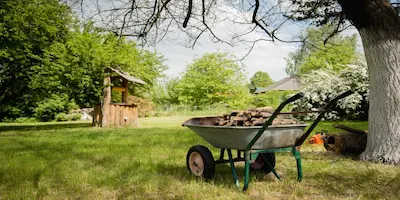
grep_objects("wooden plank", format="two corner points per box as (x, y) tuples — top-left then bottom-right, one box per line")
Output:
(132, 107), (138, 127)
(110, 104), (115, 127)
(124, 106), (130, 127)
(119, 105), (124, 127)
(115, 105), (120, 127)
(112, 86), (126, 92)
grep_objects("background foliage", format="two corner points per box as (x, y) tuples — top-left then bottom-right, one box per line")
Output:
(285, 25), (358, 76)
(0, 1), (166, 122)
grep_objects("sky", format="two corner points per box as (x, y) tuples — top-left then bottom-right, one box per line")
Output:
(152, 33), (297, 81)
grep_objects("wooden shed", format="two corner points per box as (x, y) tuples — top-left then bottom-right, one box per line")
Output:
(92, 67), (146, 128)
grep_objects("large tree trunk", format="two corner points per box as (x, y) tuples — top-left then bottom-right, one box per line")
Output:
(359, 30), (400, 164)
(338, 0), (400, 164)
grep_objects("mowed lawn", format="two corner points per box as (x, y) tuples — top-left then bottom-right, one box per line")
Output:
(0, 117), (399, 199)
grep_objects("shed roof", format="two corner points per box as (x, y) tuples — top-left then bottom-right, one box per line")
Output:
(109, 67), (146, 85)
(254, 76), (301, 94)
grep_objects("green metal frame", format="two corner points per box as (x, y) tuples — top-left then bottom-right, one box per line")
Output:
(218, 90), (354, 190)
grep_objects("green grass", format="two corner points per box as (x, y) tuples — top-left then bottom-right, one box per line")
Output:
(0, 117), (399, 199)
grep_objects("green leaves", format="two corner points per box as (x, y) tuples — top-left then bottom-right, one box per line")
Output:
(285, 24), (357, 76)
(0, 0), (71, 119)
(249, 71), (274, 93)
(174, 52), (249, 108)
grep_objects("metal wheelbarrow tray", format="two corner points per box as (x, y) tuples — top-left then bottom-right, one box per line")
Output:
(183, 117), (308, 150)
(183, 90), (354, 190)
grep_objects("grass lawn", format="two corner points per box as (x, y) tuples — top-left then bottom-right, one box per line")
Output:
(0, 116), (399, 199)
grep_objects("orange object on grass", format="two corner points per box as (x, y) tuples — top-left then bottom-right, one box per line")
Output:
(307, 133), (324, 145)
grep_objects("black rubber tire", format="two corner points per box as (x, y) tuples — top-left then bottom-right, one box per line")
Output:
(250, 153), (276, 174)
(186, 145), (215, 180)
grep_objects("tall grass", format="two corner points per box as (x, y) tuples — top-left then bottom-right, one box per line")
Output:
(0, 117), (398, 199)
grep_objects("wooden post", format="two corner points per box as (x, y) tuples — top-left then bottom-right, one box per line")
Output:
(122, 79), (129, 103)
(102, 76), (111, 128)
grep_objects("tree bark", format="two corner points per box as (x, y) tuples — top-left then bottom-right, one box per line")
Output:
(359, 29), (400, 164)
(102, 76), (111, 128)
(338, 0), (400, 164)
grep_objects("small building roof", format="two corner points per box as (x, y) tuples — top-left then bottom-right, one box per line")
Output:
(109, 67), (146, 85)
(254, 76), (301, 94)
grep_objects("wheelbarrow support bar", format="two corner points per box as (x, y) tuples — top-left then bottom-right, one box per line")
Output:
(295, 90), (354, 146)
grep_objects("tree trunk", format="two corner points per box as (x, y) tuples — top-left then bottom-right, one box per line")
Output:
(102, 76), (111, 128)
(337, 0), (400, 164)
(358, 29), (400, 164)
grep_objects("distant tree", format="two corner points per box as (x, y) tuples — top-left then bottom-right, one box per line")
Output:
(176, 52), (250, 108)
(285, 25), (358, 76)
(0, 0), (71, 120)
(151, 76), (181, 106)
(249, 71), (274, 93)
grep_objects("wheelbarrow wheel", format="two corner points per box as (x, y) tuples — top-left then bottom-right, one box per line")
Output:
(186, 145), (215, 180)
(250, 153), (276, 174)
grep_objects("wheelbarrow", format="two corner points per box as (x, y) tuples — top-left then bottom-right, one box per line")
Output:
(182, 90), (354, 190)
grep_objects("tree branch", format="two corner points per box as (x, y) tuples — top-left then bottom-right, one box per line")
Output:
(183, 0), (193, 28)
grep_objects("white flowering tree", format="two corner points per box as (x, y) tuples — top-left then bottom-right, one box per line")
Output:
(293, 62), (369, 121)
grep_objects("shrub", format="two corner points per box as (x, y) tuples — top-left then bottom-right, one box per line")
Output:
(14, 117), (38, 123)
(251, 91), (295, 110)
(128, 96), (155, 118)
(293, 62), (369, 120)
(55, 113), (68, 122)
(34, 94), (78, 122)
(69, 113), (82, 121)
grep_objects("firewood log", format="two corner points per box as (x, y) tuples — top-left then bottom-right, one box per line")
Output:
(322, 124), (367, 155)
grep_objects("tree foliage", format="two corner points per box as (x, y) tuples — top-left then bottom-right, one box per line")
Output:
(0, 0), (71, 119)
(249, 71), (274, 93)
(175, 52), (250, 108)
(285, 25), (357, 76)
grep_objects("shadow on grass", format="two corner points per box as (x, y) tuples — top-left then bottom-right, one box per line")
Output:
(308, 170), (400, 199)
(154, 160), (274, 190)
(0, 122), (92, 132)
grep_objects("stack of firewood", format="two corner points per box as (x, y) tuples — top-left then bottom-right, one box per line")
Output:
(215, 106), (300, 126)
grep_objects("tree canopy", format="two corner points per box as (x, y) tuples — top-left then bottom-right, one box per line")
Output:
(175, 52), (250, 108)
(249, 71), (274, 93)
(285, 25), (358, 76)
(0, 0), (71, 119)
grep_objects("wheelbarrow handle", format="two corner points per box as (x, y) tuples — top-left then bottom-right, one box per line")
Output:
(245, 92), (304, 151)
(295, 89), (355, 146)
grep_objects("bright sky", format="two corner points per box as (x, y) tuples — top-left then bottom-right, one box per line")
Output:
(152, 34), (297, 81)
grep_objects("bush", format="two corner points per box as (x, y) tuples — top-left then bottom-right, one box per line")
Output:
(293, 62), (369, 120)
(55, 113), (68, 122)
(128, 96), (155, 118)
(14, 117), (38, 123)
(34, 94), (78, 122)
(251, 91), (295, 109)
(69, 113), (81, 121)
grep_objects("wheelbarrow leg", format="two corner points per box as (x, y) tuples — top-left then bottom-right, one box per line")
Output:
(227, 149), (239, 187)
(243, 151), (251, 191)
(292, 147), (302, 182)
